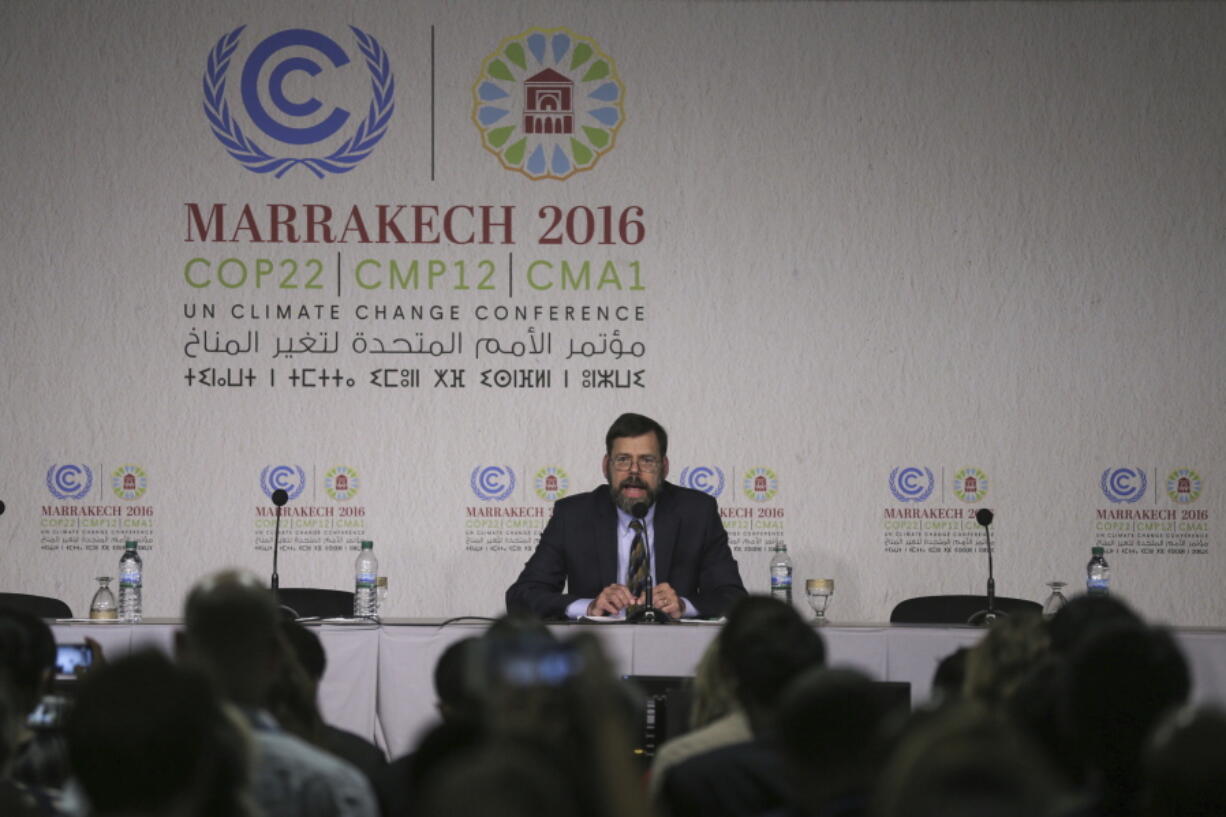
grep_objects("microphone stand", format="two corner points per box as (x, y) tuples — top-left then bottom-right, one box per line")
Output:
(269, 489), (289, 592)
(967, 508), (1004, 626)
(625, 502), (671, 624)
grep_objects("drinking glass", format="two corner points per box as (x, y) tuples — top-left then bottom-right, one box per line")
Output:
(1042, 581), (1068, 618)
(806, 579), (834, 624)
(89, 576), (118, 620)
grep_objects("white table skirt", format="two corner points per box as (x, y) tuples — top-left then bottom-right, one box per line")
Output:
(52, 621), (1226, 759)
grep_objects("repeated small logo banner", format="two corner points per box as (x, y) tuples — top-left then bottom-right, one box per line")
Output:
(883, 466), (990, 556)
(1095, 467), (1209, 559)
(465, 465), (553, 557)
(40, 463), (156, 555)
(253, 465), (368, 557)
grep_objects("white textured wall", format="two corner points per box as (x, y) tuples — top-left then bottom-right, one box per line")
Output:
(1, 1), (1222, 624)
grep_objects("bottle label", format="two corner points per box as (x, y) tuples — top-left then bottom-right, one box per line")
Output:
(120, 573), (141, 587)
(1087, 579), (1109, 594)
(770, 574), (792, 588)
(356, 573), (376, 588)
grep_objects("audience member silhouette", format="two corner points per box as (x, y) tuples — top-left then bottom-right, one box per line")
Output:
(649, 636), (749, 798)
(0, 607), (69, 807)
(1142, 706), (1226, 817)
(66, 649), (255, 817)
(658, 595), (826, 817)
(179, 569), (378, 817)
(776, 667), (901, 817)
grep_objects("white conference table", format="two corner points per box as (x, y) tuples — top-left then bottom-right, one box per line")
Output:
(51, 620), (1226, 758)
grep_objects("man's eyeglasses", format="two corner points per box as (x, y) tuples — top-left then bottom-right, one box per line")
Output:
(610, 454), (661, 473)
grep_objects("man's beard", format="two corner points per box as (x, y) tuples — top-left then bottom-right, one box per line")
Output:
(608, 473), (657, 514)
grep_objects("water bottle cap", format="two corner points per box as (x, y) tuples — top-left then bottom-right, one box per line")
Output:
(1091, 546), (1104, 556)
(360, 540), (374, 549)
(125, 541), (138, 550)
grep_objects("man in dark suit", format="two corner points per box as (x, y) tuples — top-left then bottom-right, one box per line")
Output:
(505, 413), (747, 620)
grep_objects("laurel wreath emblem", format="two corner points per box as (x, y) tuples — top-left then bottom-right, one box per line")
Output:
(1101, 467), (1146, 504)
(47, 465), (93, 501)
(471, 466), (516, 502)
(203, 26), (394, 178)
(889, 467), (935, 503)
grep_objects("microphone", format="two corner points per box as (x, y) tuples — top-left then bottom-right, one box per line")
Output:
(625, 502), (670, 624)
(269, 489), (289, 592)
(967, 508), (1004, 626)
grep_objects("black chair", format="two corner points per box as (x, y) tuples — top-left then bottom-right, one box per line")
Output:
(889, 594), (1042, 625)
(275, 588), (354, 619)
(0, 592), (73, 619)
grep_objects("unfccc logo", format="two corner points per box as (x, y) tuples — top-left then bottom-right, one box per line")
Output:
(261, 465), (307, 501)
(472, 466), (516, 501)
(1101, 467), (1147, 504)
(889, 467), (934, 503)
(203, 26), (394, 177)
(679, 466), (725, 498)
(47, 464), (93, 501)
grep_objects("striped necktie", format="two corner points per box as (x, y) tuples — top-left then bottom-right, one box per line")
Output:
(627, 519), (648, 598)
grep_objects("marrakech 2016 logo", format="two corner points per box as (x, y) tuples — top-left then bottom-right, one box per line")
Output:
(1166, 468), (1202, 504)
(203, 26), (394, 177)
(472, 28), (624, 180)
(534, 467), (569, 502)
(743, 468), (778, 503)
(952, 468), (988, 503)
(324, 466), (360, 501)
(111, 465), (149, 501)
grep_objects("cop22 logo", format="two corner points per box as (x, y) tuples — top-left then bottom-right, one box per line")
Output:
(472, 466), (516, 501)
(203, 26), (394, 177)
(889, 467), (935, 503)
(1101, 467), (1147, 504)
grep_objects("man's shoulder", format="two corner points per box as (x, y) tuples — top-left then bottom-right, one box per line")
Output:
(254, 728), (374, 793)
(551, 486), (609, 513)
(661, 482), (720, 512)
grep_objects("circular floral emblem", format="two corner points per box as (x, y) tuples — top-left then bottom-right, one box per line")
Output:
(472, 28), (624, 180)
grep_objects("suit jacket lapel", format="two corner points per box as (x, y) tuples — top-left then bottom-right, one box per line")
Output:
(652, 483), (679, 584)
(593, 488), (620, 586)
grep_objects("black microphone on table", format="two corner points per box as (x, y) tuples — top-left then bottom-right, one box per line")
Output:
(967, 508), (1005, 626)
(624, 501), (671, 624)
(269, 489), (289, 592)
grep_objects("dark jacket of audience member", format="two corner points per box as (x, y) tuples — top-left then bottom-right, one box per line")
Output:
(659, 596), (826, 817)
(66, 649), (256, 817)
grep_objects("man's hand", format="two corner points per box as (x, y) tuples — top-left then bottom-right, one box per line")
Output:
(587, 584), (636, 616)
(650, 582), (683, 619)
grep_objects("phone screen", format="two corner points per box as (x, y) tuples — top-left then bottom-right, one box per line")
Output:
(55, 643), (93, 678)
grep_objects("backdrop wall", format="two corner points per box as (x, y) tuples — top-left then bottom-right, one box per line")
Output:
(2, 1), (1222, 624)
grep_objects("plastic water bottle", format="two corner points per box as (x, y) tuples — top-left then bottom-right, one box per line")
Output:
(354, 540), (378, 617)
(769, 543), (793, 604)
(1086, 546), (1110, 595)
(118, 540), (143, 622)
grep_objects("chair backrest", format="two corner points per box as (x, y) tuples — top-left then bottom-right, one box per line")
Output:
(275, 588), (354, 619)
(0, 592), (73, 619)
(889, 594), (1042, 624)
